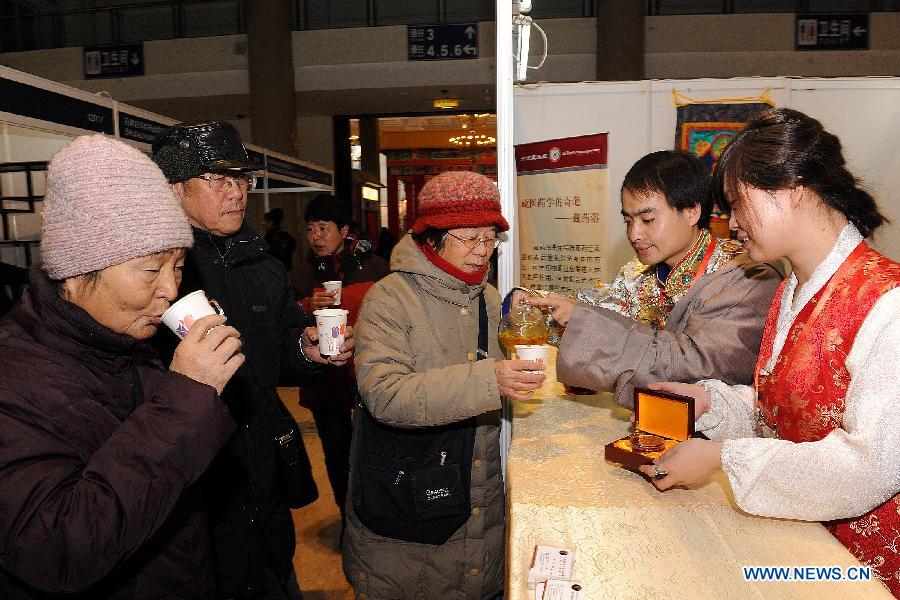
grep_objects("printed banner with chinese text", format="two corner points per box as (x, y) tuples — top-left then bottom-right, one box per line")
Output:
(515, 133), (609, 296)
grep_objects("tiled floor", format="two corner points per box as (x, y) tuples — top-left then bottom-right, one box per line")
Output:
(280, 387), (355, 600)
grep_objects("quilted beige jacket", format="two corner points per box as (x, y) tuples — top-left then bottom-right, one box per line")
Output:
(343, 234), (506, 600)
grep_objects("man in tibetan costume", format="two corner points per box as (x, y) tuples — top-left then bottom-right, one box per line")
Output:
(519, 151), (782, 408)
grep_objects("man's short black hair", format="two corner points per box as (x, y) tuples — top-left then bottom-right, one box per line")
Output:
(621, 151), (712, 229)
(303, 194), (351, 228)
(264, 207), (284, 227)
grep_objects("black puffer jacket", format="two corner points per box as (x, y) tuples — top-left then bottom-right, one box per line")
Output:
(0, 267), (235, 598)
(155, 223), (322, 598)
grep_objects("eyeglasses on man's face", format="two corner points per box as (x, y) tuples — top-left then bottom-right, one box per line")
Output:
(445, 232), (502, 251)
(195, 173), (256, 193)
(306, 223), (339, 237)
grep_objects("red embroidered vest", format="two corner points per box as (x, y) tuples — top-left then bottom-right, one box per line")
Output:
(755, 242), (900, 594)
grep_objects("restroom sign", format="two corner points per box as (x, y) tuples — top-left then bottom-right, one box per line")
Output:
(84, 43), (145, 78)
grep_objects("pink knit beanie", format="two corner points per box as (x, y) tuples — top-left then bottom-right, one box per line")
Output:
(411, 171), (509, 234)
(41, 134), (194, 279)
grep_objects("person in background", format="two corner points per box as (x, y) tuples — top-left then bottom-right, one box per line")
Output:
(641, 108), (900, 596)
(263, 207), (298, 271)
(0, 260), (28, 317)
(375, 226), (397, 261)
(512, 150), (782, 407)
(292, 194), (388, 525)
(0, 134), (242, 597)
(152, 121), (353, 599)
(344, 171), (544, 598)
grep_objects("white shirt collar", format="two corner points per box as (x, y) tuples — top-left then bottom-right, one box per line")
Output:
(766, 224), (863, 371)
(782, 223), (864, 313)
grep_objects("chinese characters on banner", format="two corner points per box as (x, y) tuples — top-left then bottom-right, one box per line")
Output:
(514, 133), (609, 296)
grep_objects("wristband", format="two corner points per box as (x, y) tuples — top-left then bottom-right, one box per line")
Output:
(298, 336), (315, 364)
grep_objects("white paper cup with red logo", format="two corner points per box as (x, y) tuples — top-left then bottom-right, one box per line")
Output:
(161, 290), (224, 339)
(515, 344), (550, 374)
(314, 308), (349, 355)
(323, 280), (342, 305)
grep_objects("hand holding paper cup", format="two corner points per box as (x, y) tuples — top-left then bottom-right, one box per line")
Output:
(162, 290), (224, 339)
(310, 288), (335, 310)
(323, 280), (342, 305)
(494, 355), (546, 400)
(313, 308), (349, 356)
(168, 314), (244, 395)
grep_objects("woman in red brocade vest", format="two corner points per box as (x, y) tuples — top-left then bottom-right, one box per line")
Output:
(638, 108), (900, 596)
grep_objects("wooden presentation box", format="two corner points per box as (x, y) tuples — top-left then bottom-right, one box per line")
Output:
(604, 387), (695, 470)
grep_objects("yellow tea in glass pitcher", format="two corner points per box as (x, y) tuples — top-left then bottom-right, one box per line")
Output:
(498, 302), (549, 355)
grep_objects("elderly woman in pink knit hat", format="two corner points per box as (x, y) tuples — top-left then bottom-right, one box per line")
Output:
(343, 171), (541, 599)
(0, 135), (244, 597)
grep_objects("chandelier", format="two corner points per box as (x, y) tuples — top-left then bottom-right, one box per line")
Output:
(448, 113), (496, 147)
(449, 133), (496, 147)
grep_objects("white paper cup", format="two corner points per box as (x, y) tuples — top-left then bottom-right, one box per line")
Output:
(323, 280), (342, 305)
(314, 308), (349, 356)
(515, 344), (550, 373)
(161, 290), (223, 339)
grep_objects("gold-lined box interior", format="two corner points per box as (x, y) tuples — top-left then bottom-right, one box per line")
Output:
(634, 390), (692, 441)
(604, 387), (695, 470)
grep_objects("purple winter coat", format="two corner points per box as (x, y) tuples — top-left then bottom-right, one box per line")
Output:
(0, 268), (235, 598)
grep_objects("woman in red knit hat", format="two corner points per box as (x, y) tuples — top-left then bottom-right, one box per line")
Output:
(343, 171), (541, 598)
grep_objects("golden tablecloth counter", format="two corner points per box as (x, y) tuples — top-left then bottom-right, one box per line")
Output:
(505, 357), (891, 599)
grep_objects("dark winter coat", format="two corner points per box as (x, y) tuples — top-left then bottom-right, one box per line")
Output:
(264, 228), (297, 271)
(0, 267), (235, 599)
(155, 223), (322, 598)
(293, 239), (388, 411)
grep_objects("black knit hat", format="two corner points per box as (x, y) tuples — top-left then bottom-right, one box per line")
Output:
(151, 121), (259, 183)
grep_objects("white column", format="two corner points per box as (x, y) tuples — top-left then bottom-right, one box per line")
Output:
(496, 0), (515, 478)
(496, 0), (515, 300)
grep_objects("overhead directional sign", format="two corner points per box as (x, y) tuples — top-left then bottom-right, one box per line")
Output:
(796, 13), (869, 51)
(84, 43), (145, 78)
(408, 23), (478, 61)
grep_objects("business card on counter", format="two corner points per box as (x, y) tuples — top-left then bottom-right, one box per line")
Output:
(527, 545), (575, 589)
(534, 579), (584, 600)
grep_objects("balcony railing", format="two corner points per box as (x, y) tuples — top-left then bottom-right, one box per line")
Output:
(1, 0), (245, 52)
(0, 1), (896, 53)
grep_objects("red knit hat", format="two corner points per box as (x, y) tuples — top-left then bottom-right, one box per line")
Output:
(411, 171), (509, 234)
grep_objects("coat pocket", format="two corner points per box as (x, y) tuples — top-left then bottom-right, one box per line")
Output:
(354, 452), (469, 546)
(351, 398), (476, 546)
(412, 463), (466, 517)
